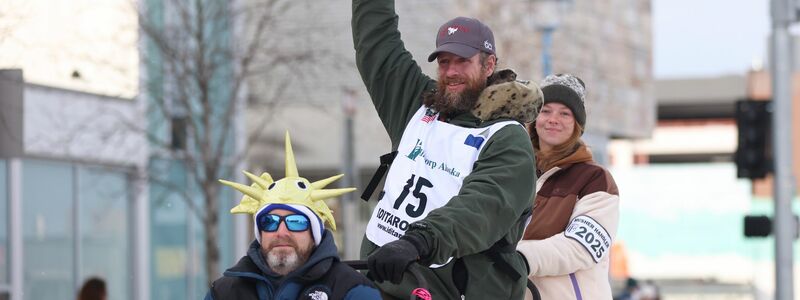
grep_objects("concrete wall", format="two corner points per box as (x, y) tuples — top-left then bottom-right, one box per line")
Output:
(22, 83), (146, 166)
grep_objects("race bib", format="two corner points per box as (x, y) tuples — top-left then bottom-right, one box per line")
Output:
(364, 106), (521, 268)
(564, 215), (611, 263)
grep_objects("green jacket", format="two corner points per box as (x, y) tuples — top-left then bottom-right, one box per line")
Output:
(352, 0), (540, 298)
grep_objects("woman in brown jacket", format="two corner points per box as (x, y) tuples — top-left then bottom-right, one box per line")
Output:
(517, 73), (620, 300)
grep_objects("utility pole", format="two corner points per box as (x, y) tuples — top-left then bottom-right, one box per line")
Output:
(771, 0), (796, 298)
(341, 89), (360, 259)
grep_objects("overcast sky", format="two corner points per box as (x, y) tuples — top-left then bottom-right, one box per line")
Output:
(653, 0), (770, 79)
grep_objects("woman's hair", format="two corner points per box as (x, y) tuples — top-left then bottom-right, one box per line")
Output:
(77, 277), (106, 300)
(527, 120), (584, 172)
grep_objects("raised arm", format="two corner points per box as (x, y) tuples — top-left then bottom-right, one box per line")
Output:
(352, 0), (436, 147)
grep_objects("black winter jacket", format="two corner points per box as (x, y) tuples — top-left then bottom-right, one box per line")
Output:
(205, 230), (380, 300)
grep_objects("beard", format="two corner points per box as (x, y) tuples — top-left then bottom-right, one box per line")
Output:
(424, 70), (487, 117)
(262, 237), (313, 275)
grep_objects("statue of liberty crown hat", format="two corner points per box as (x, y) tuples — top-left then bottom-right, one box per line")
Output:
(219, 131), (356, 246)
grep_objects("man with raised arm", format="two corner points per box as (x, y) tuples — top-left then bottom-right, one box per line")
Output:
(352, 0), (543, 298)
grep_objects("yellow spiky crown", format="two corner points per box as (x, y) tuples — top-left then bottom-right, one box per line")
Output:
(219, 132), (355, 230)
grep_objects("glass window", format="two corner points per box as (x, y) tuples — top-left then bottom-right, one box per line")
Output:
(0, 159), (7, 285)
(78, 167), (130, 300)
(149, 157), (236, 299)
(150, 158), (189, 300)
(187, 180), (234, 299)
(22, 160), (74, 300)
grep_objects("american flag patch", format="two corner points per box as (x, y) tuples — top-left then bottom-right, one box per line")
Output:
(421, 109), (437, 123)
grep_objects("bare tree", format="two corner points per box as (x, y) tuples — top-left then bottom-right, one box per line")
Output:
(137, 0), (327, 284)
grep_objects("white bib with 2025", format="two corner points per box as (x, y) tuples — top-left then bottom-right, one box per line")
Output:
(365, 106), (520, 268)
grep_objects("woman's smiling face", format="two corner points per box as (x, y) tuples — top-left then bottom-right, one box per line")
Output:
(535, 102), (575, 152)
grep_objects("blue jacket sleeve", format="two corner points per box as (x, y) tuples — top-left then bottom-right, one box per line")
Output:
(343, 284), (383, 300)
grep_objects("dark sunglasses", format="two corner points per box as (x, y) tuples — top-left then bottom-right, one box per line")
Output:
(257, 213), (310, 232)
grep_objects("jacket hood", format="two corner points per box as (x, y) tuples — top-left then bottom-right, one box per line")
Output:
(472, 69), (543, 123)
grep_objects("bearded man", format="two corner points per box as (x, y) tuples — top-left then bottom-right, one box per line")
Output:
(353, 0), (544, 299)
(205, 203), (381, 300)
(206, 135), (381, 300)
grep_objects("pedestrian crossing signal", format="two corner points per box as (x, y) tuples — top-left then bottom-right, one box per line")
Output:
(743, 215), (771, 237)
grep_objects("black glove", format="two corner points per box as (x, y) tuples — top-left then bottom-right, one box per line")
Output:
(368, 235), (426, 284)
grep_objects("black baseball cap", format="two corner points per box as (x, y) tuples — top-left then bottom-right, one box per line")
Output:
(427, 17), (496, 62)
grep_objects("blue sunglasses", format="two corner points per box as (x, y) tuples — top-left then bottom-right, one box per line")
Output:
(257, 213), (310, 232)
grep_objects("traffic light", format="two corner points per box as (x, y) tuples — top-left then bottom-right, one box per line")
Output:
(743, 215), (772, 237)
(734, 100), (772, 179)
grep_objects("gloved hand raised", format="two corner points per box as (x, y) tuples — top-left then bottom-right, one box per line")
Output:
(367, 235), (427, 284)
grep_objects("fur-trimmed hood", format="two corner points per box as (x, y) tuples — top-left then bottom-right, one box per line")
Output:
(472, 69), (543, 123)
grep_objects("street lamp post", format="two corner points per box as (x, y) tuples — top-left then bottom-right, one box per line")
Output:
(540, 25), (556, 76)
(528, 0), (574, 77)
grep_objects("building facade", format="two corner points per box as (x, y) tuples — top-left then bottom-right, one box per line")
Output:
(0, 69), (146, 300)
(607, 72), (800, 299)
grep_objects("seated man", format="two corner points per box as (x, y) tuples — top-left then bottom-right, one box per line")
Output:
(206, 133), (381, 300)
